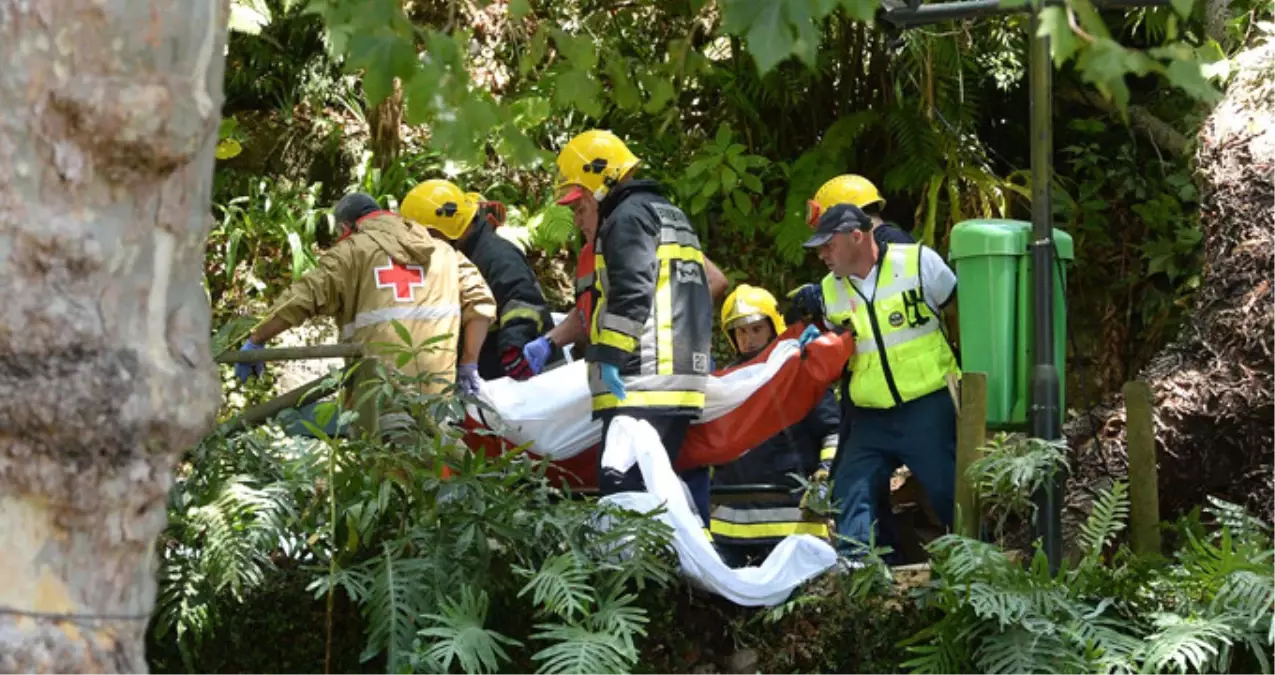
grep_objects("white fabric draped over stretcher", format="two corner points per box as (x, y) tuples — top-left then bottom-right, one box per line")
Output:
(466, 336), (810, 460)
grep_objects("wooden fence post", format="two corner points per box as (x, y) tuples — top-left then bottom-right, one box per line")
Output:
(1123, 380), (1162, 555)
(955, 372), (988, 539)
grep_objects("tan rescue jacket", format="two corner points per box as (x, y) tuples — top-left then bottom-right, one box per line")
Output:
(262, 213), (496, 400)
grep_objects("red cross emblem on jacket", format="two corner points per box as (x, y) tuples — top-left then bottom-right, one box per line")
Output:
(374, 258), (426, 302)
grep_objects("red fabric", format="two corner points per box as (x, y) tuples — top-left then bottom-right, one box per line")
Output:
(673, 323), (853, 471)
(459, 322), (854, 489)
(575, 242), (596, 330)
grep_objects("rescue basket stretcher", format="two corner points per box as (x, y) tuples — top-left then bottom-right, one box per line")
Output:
(459, 323), (854, 488)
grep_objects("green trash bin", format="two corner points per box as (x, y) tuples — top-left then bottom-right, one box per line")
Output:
(948, 219), (1073, 429)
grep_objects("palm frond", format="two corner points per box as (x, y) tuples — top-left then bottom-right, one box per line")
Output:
(359, 544), (434, 669)
(516, 553), (595, 622)
(1139, 612), (1239, 674)
(530, 623), (635, 675)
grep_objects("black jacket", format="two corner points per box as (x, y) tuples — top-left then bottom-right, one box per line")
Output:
(874, 222), (915, 246)
(585, 180), (713, 416)
(459, 210), (559, 379)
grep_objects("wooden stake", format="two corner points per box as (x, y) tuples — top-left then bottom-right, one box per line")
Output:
(216, 370), (352, 435)
(1123, 380), (1162, 556)
(955, 372), (987, 539)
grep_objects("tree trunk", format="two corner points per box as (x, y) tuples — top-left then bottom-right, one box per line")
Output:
(1064, 42), (1275, 532)
(0, 1), (227, 672)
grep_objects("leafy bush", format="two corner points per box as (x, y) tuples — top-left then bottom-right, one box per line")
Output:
(152, 330), (676, 674)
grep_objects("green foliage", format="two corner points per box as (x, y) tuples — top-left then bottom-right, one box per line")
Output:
(966, 433), (1070, 536)
(904, 482), (1275, 675)
(153, 336), (676, 674)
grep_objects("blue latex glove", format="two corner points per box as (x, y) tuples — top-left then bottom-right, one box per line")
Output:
(523, 336), (553, 375)
(234, 340), (266, 383)
(797, 324), (822, 348)
(457, 363), (481, 397)
(786, 283), (824, 322)
(600, 363), (627, 400)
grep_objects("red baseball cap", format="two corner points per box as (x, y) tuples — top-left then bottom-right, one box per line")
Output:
(556, 185), (589, 206)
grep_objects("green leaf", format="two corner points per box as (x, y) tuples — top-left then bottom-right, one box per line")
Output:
(684, 157), (716, 182)
(1037, 7), (1078, 66)
(605, 58), (643, 111)
(639, 70), (675, 114)
(509, 0), (532, 19)
(511, 96), (552, 130)
(1171, 0), (1193, 18)
(550, 29), (597, 70)
(839, 0), (879, 21)
(720, 167), (739, 192)
(553, 68), (603, 118)
(347, 32), (417, 106)
(1166, 57), (1222, 103)
(745, 2), (789, 75)
(521, 26), (549, 75)
(732, 190), (753, 215)
(784, 0), (818, 67)
(391, 319), (413, 347)
(741, 173), (764, 194)
(215, 138), (243, 161)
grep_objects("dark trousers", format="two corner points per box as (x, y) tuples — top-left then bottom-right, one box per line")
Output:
(831, 388), (956, 559)
(598, 411), (709, 527)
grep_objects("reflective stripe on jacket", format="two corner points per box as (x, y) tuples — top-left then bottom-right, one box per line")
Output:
(458, 212), (560, 379)
(584, 180), (713, 416)
(709, 387), (839, 545)
(821, 243), (958, 409)
(261, 213), (496, 398)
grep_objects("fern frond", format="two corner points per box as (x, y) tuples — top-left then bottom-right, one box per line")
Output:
(1080, 481), (1131, 565)
(190, 476), (291, 600)
(516, 553), (595, 622)
(1139, 612), (1238, 674)
(927, 534), (1018, 584)
(1212, 570), (1274, 631)
(359, 544), (434, 669)
(585, 586), (648, 661)
(531, 623), (634, 675)
(975, 625), (1085, 674)
(418, 586), (521, 675)
(1204, 496), (1273, 547)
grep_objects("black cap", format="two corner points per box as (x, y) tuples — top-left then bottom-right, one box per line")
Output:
(333, 192), (381, 227)
(802, 203), (872, 248)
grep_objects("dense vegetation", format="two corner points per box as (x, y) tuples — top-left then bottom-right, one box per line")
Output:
(160, 0), (1274, 672)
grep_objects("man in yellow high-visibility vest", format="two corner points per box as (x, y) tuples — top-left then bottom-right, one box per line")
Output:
(795, 203), (960, 563)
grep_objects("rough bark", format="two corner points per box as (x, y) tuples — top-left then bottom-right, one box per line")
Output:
(0, 1), (227, 672)
(1064, 42), (1275, 531)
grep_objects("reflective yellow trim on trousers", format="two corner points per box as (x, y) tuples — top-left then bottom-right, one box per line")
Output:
(656, 260), (674, 374)
(592, 390), (706, 410)
(820, 446), (837, 463)
(595, 328), (638, 352)
(709, 519), (830, 540)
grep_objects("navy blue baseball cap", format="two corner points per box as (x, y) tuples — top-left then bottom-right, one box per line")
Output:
(802, 202), (873, 248)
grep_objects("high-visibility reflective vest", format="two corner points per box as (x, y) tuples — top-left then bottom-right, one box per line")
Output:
(821, 243), (959, 409)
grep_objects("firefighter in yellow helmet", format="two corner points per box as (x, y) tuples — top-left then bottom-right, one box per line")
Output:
(552, 129), (714, 523)
(708, 284), (841, 568)
(233, 192), (497, 435)
(402, 179), (561, 382)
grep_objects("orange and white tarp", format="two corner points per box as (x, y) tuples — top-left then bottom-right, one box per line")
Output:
(461, 323), (853, 488)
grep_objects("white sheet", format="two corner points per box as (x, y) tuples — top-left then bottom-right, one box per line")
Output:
(468, 338), (807, 460)
(597, 416), (837, 607)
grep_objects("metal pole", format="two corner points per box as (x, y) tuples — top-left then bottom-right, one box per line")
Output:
(1028, 5), (1063, 573)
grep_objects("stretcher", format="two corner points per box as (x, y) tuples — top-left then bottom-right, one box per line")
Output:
(460, 322), (854, 488)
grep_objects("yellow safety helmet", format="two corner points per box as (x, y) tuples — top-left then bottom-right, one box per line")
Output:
(554, 130), (641, 205)
(401, 179), (479, 240)
(721, 284), (787, 353)
(806, 174), (885, 226)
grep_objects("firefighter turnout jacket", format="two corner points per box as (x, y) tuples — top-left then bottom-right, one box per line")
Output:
(260, 212), (496, 401)
(821, 242), (960, 409)
(457, 209), (561, 380)
(709, 386), (839, 549)
(585, 180), (713, 416)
